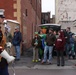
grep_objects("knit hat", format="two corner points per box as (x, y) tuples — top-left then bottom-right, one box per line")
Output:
(35, 32), (38, 36)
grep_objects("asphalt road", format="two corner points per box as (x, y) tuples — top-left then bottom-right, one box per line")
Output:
(9, 69), (76, 75)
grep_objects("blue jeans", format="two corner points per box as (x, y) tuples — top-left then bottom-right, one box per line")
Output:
(15, 46), (20, 59)
(69, 44), (75, 56)
(43, 45), (53, 63)
(0, 66), (9, 75)
(65, 43), (70, 56)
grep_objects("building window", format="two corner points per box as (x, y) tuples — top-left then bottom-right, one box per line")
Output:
(25, 9), (28, 16)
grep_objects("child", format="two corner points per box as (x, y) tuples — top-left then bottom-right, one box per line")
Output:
(32, 32), (41, 62)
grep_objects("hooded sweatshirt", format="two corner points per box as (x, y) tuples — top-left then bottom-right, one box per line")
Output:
(55, 31), (65, 51)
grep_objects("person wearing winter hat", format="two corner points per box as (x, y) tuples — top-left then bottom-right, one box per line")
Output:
(0, 13), (15, 75)
(32, 32), (42, 62)
(0, 14), (15, 62)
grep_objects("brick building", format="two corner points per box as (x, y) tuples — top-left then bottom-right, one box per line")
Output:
(21, 0), (41, 48)
(41, 12), (55, 24)
(41, 12), (50, 24)
(0, 0), (41, 48)
(50, 15), (55, 23)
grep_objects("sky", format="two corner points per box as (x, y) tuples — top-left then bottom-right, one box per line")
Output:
(41, 0), (55, 18)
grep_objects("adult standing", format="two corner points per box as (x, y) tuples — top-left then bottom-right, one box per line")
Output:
(0, 14), (15, 75)
(39, 30), (46, 61)
(0, 15), (9, 75)
(65, 27), (72, 57)
(12, 26), (22, 61)
(41, 28), (56, 64)
(55, 31), (65, 66)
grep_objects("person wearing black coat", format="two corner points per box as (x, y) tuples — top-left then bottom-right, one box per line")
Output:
(12, 26), (22, 61)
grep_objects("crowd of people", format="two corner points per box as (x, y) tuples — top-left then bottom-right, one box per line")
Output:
(32, 27), (76, 66)
(0, 13), (76, 75)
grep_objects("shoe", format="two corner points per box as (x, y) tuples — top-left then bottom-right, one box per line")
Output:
(38, 59), (41, 62)
(41, 61), (46, 64)
(61, 65), (64, 66)
(35, 60), (38, 62)
(15, 59), (20, 61)
(32, 60), (35, 62)
(57, 64), (60, 66)
(73, 56), (75, 59)
(47, 62), (52, 65)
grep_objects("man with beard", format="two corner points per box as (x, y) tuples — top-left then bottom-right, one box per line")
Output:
(41, 28), (56, 64)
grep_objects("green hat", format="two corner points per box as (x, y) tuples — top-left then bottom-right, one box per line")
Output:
(35, 32), (38, 34)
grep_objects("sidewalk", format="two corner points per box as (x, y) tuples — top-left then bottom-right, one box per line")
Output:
(10, 48), (76, 69)
(11, 56), (76, 69)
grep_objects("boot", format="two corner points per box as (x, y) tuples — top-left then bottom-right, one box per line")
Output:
(0, 49), (15, 63)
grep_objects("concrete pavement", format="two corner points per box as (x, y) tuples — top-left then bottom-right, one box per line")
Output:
(8, 49), (76, 75)
(8, 48), (76, 69)
(9, 56), (76, 69)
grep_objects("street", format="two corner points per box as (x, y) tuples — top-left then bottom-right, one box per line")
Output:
(9, 68), (76, 75)
(7, 56), (76, 75)
(8, 53), (76, 75)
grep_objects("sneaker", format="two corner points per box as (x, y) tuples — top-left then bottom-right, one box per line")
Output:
(47, 62), (52, 65)
(61, 65), (64, 66)
(32, 60), (35, 62)
(38, 59), (41, 62)
(35, 60), (38, 62)
(57, 64), (60, 66)
(41, 61), (46, 64)
(15, 59), (20, 61)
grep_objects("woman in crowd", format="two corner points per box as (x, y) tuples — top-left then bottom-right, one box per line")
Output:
(55, 30), (65, 66)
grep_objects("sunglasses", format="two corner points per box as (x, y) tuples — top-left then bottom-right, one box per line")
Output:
(15, 29), (17, 30)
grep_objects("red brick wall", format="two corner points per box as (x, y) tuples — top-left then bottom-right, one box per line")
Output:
(31, 0), (41, 20)
(0, 0), (17, 20)
(21, 0), (41, 48)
